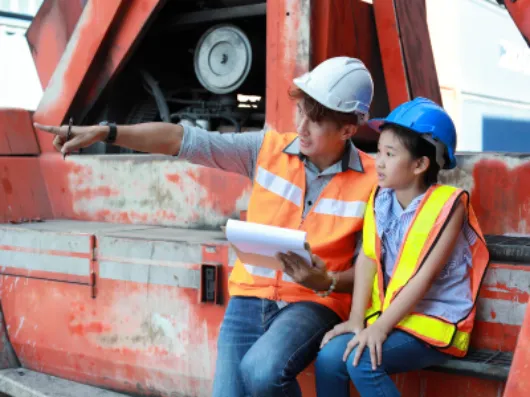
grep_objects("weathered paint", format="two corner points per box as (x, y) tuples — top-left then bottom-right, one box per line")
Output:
(0, 223), (231, 396)
(265, 0), (311, 133)
(440, 153), (530, 235)
(504, 296), (530, 397)
(0, 220), (526, 396)
(0, 158), (52, 224)
(32, 0), (124, 153)
(0, 109), (39, 155)
(40, 153), (252, 227)
(25, 0), (87, 90)
(36, 151), (530, 239)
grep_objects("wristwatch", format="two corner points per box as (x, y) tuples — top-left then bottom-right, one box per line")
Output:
(99, 121), (118, 144)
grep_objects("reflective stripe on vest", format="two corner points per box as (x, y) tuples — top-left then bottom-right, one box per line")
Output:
(363, 185), (471, 352)
(228, 130), (378, 321)
(255, 166), (303, 207)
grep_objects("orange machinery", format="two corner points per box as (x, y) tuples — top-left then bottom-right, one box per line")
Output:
(0, 0), (528, 396)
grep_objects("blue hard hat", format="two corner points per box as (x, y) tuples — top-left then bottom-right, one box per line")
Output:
(368, 97), (457, 169)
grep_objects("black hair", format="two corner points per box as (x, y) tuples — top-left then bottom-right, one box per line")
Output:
(382, 124), (443, 186)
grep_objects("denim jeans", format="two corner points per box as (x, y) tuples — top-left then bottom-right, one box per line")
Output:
(212, 296), (341, 397)
(315, 330), (450, 397)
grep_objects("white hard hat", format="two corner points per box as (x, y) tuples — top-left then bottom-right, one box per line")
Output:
(293, 57), (374, 123)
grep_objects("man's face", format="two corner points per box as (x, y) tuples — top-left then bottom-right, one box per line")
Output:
(295, 101), (349, 158)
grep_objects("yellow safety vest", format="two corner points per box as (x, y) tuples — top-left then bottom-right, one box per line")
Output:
(363, 184), (489, 357)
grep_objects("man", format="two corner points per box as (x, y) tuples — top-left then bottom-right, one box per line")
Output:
(34, 56), (377, 397)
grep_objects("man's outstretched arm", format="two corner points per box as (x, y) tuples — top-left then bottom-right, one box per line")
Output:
(34, 121), (184, 156)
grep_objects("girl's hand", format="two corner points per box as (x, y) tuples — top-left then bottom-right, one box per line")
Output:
(320, 316), (364, 349)
(343, 322), (389, 370)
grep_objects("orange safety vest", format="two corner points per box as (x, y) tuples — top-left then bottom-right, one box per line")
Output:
(228, 130), (377, 320)
(363, 184), (489, 357)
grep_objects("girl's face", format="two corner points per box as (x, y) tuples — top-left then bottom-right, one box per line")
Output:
(375, 128), (427, 189)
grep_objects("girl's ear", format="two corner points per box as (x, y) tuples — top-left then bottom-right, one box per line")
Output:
(413, 156), (430, 176)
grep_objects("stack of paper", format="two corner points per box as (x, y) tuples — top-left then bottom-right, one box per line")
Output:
(225, 219), (312, 270)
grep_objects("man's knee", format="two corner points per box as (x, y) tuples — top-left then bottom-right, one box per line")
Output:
(240, 352), (284, 396)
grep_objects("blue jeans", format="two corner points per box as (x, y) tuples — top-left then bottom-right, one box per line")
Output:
(315, 330), (450, 397)
(212, 296), (341, 397)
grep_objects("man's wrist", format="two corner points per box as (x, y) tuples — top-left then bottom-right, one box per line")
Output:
(315, 272), (337, 297)
(96, 125), (110, 142)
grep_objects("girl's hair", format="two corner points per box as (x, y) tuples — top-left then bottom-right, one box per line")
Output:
(288, 87), (359, 128)
(383, 125), (445, 186)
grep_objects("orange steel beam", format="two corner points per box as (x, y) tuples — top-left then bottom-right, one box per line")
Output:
(26, 0), (86, 90)
(32, 0), (124, 153)
(504, 0), (530, 46)
(265, 0), (311, 133)
(373, 0), (441, 107)
(503, 296), (530, 397)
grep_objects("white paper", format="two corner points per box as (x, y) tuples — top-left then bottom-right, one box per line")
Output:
(226, 219), (313, 266)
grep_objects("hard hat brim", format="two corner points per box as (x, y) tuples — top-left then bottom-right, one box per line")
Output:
(293, 76), (367, 115)
(367, 118), (457, 170)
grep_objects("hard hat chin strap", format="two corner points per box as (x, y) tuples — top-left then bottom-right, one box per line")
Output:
(421, 135), (447, 169)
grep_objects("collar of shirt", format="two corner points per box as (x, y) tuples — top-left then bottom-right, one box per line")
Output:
(282, 137), (364, 175)
(378, 188), (426, 218)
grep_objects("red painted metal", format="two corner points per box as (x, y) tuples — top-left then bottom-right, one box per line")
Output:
(0, 158), (52, 224)
(310, 0), (389, 143)
(504, 0), (530, 46)
(25, 0), (87, 90)
(39, 153), (252, 226)
(469, 156), (530, 236)
(32, 0), (124, 153)
(265, 0), (311, 133)
(504, 296), (530, 397)
(71, 0), (166, 122)
(0, 109), (39, 155)
(373, 0), (410, 109)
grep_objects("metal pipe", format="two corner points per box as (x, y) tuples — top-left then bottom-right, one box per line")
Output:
(140, 69), (171, 123)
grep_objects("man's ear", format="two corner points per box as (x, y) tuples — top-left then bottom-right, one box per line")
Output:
(413, 156), (430, 176)
(341, 124), (358, 141)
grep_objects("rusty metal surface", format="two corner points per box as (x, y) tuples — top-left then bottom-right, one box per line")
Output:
(0, 109), (39, 155)
(503, 296), (530, 397)
(25, 0), (87, 90)
(0, 222), (231, 396)
(265, 0), (311, 133)
(32, 0), (124, 153)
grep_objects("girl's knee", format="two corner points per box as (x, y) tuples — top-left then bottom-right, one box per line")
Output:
(315, 335), (351, 375)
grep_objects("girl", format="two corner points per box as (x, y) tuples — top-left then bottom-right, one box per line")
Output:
(314, 98), (489, 397)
